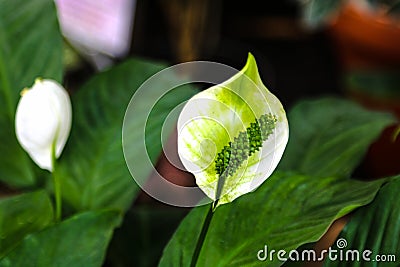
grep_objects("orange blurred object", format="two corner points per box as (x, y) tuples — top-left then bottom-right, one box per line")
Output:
(329, 3), (400, 69)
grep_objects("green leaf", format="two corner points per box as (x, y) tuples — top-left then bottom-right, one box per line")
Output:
(346, 71), (400, 98)
(388, 1), (400, 15)
(0, 191), (53, 258)
(0, 0), (63, 187)
(107, 206), (188, 267)
(279, 98), (396, 178)
(178, 53), (288, 206)
(58, 59), (197, 212)
(324, 176), (400, 267)
(0, 210), (121, 267)
(159, 172), (385, 267)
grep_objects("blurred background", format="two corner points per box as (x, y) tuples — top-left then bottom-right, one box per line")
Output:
(54, 0), (400, 266)
(58, 0), (400, 113)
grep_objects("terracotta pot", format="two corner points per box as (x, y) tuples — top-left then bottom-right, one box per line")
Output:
(328, 3), (400, 69)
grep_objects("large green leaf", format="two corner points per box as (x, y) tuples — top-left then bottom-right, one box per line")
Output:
(0, 191), (53, 258)
(279, 98), (395, 178)
(58, 59), (197, 212)
(324, 176), (400, 267)
(0, 0), (63, 187)
(0, 210), (121, 267)
(159, 172), (385, 267)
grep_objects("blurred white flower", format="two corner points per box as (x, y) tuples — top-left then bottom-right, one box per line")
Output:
(15, 78), (72, 171)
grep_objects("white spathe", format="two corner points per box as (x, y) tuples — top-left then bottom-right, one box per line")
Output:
(15, 78), (72, 171)
(177, 54), (289, 207)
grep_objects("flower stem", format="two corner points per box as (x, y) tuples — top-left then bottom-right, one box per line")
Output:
(51, 143), (62, 222)
(190, 203), (214, 267)
(392, 125), (400, 143)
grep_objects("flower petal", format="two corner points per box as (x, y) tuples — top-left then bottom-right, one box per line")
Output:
(15, 79), (72, 171)
(178, 53), (289, 206)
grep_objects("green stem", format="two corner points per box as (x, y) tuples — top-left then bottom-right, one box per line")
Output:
(51, 143), (62, 222)
(190, 203), (214, 267)
(392, 125), (400, 143)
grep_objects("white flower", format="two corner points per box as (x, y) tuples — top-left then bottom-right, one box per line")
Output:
(15, 78), (72, 171)
(178, 54), (289, 207)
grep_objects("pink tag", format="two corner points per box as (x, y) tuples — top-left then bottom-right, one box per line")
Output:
(56, 0), (135, 57)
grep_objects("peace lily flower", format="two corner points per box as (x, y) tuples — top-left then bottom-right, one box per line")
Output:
(178, 54), (289, 207)
(15, 78), (72, 172)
